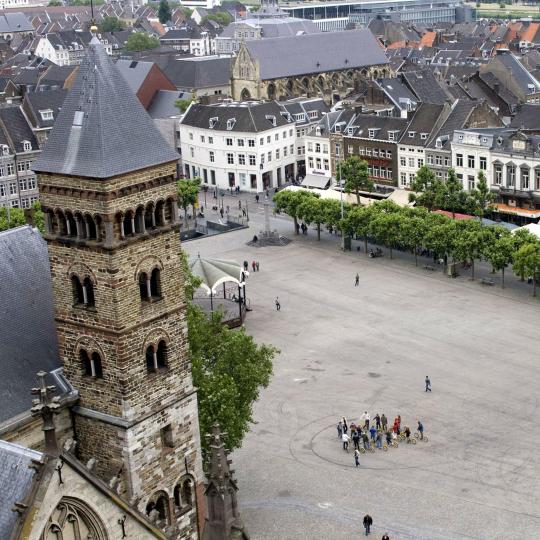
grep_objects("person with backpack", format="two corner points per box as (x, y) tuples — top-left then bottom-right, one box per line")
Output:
(369, 425), (377, 441)
(352, 429), (361, 451)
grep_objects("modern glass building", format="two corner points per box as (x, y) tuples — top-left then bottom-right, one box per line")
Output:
(281, 0), (471, 31)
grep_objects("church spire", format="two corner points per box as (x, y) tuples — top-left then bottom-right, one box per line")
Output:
(33, 37), (178, 179)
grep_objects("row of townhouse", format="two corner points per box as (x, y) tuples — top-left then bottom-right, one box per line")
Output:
(178, 98), (329, 192)
(452, 128), (540, 220)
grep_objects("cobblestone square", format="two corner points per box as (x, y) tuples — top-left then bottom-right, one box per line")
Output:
(186, 205), (540, 540)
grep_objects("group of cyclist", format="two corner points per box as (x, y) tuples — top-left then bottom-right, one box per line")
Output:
(337, 412), (425, 454)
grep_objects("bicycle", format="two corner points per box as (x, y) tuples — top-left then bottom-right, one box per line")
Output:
(414, 432), (429, 442)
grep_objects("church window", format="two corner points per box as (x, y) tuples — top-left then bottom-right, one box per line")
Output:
(160, 423), (174, 448)
(146, 340), (167, 372)
(139, 268), (161, 301)
(72, 275), (95, 307)
(81, 349), (103, 378)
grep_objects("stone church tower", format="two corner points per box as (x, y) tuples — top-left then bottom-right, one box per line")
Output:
(33, 36), (204, 538)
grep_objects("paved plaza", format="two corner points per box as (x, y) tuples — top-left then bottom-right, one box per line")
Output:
(186, 197), (540, 540)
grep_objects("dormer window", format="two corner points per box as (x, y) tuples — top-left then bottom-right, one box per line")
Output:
(22, 140), (31, 152)
(209, 117), (218, 129)
(39, 109), (53, 121)
(368, 128), (376, 139)
(459, 134), (464, 141)
(266, 115), (276, 127)
(420, 133), (428, 140)
(226, 118), (236, 130)
(1, 144), (9, 156)
(435, 138), (442, 148)
(388, 131), (396, 141)
(308, 110), (318, 120)
(408, 131), (416, 138)
(347, 127), (354, 135)
(294, 113), (306, 122)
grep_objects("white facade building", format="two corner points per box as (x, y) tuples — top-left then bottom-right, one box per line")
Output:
(451, 129), (493, 191)
(179, 101), (297, 192)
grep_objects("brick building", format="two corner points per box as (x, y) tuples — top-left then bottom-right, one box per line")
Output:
(32, 36), (204, 538)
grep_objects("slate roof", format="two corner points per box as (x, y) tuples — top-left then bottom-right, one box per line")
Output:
(219, 17), (319, 39)
(0, 13), (33, 34)
(0, 440), (42, 538)
(0, 226), (60, 423)
(181, 101), (290, 132)
(33, 37), (179, 179)
(428, 99), (477, 149)
(0, 107), (39, 153)
(148, 89), (188, 118)
(37, 64), (76, 89)
(348, 114), (408, 140)
(399, 103), (446, 146)
(376, 77), (418, 110)
(402, 70), (450, 105)
(495, 52), (540, 94)
(279, 97), (329, 126)
(510, 104), (540, 128)
(24, 89), (67, 128)
(163, 56), (231, 89)
(245, 29), (388, 80)
(116, 59), (154, 94)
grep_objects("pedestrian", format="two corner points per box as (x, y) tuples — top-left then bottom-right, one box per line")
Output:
(360, 411), (367, 428)
(382, 534), (390, 540)
(266, 188), (269, 197)
(342, 431), (350, 452)
(256, 261), (260, 271)
(369, 425), (376, 441)
(242, 208), (247, 217)
(220, 207), (224, 218)
(381, 414), (387, 431)
(365, 412), (370, 429)
(385, 430), (392, 446)
(362, 432), (369, 450)
(352, 430), (360, 450)
(256, 194), (260, 203)
(374, 413), (381, 430)
(354, 448), (360, 467)
(363, 514), (373, 536)
(337, 421), (343, 439)
(376, 431), (382, 449)
(417, 420), (424, 440)
(425, 375), (432, 392)
(275, 297), (281, 311)
(355, 273), (359, 286)
(252, 261), (256, 272)
(342, 417), (348, 434)
(238, 200), (242, 209)
(243, 260), (249, 272)
(405, 426), (411, 443)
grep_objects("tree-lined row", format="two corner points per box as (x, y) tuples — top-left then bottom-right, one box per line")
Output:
(273, 190), (540, 296)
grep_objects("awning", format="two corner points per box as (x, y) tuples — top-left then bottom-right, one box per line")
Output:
(301, 174), (330, 189)
(189, 256), (247, 295)
(493, 203), (540, 219)
(387, 189), (415, 207)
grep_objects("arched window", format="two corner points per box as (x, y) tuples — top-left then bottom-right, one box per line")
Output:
(139, 272), (149, 300)
(150, 268), (161, 297)
(146, 493), (170, 525)
(182, 478), (193, 508)
(85, 215), (97, 240)
(145, 203), (155, 230)
(174, 484), (181, 508)
(146, 342), (167, 372)
(123, 211), (135, 236)
(155, 201), (165, 227)
(80, 350), (103, 378)
(66, 212), (77, 237)
(135, 206), (145, 233)
(72, 275), (84, 305)
(83, 277), (95, 307)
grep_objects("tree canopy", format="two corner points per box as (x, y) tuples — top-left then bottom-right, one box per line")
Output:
(124, 32), (160, 52)
(202, 11), (233, 26)
(99, 16), (125, 32)
(336, 155), (373, 205)
(158, 0), (172, 24)
(273, 189), (319, 234)
(175, 98), (194, 113)
(177, 177), (200, 226)
(0, 202), (44, 234)
(179, 253), (277, 453)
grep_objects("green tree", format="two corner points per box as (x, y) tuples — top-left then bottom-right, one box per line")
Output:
(158, 0), (172, 24)
(482, 227), (513, 287)
(298, 196), (327, 241)
(188, 304), (276, 452)
(342, 205), (374, 253)
(399, 213), (428, 266)
(0, 206), (26, 232)
(323, 198), (346, 233)
(202, 11), (233, 26)
(513, 241), (540, 296)
(273, 189), (319, 234)
(48, 0), (62, 5)
(124, 32), (160, 52)
(424, 217), (456, 270)
(452, 220), (483, 280)
(512, 228), (536, 281)
(175, 98), (194, 113)
(369, 211), (403, 259)
(177, 177), (200, 227)
(438, 168), (466, 218)
(409, 165), (443, 211)
(336, 156), (373, 205)
(469, 170), (494, 219)
(100, 16), (125, 32)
